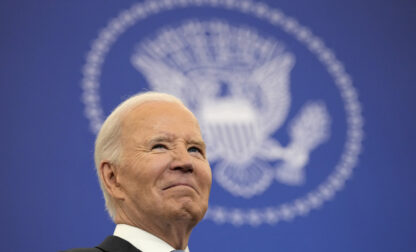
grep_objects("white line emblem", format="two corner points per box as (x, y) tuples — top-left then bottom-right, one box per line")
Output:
(81, 0), (364, 226)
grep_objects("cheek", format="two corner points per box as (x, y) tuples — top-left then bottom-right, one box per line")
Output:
(199, 163), (213, 191)
(128, 154), (172, 182)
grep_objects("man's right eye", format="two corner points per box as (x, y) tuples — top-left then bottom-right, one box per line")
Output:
(151, 144), (167, 150)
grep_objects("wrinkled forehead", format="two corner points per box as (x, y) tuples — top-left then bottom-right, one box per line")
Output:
(121, 101), (202, 137)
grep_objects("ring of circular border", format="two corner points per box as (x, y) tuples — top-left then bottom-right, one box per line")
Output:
(81, 0), (364, 226)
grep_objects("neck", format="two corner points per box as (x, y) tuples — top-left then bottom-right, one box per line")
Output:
(115, 206), (196, 250)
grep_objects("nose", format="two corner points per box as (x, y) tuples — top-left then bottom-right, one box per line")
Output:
(170, 147), (194, 173)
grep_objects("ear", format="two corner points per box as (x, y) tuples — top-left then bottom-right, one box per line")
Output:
(99, 161), (125, 200)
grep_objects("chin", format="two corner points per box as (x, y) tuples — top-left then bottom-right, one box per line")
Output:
(171, 201), (207, 225)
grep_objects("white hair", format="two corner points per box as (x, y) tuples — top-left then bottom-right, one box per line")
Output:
(94, 91), (186, 220)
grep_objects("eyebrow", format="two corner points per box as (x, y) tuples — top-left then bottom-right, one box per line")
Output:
(187, 139), (206, 150)
(148, 135), (175, 145)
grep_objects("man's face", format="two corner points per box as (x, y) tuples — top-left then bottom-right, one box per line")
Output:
(116, 101), (212, 227)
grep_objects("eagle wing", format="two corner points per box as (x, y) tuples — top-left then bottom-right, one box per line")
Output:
(247, 52), (295, 134)
(131, 53), (190, 102)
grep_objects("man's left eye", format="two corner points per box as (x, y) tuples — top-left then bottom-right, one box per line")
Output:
(188, 146), (202, 154)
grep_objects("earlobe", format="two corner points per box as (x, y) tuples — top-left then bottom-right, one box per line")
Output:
(100, 161), (125, 200)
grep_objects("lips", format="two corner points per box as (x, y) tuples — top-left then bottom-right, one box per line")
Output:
(163, 182), (197, 193)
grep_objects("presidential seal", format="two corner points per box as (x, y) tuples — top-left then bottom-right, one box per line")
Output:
(81, 0), (364, 226)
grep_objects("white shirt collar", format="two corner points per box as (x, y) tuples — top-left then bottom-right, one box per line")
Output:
(113, 224), (190, 252)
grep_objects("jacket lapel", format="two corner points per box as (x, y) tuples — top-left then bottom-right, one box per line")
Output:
(97, 236), (142, 252)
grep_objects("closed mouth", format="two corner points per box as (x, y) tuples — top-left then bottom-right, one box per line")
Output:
(163, 183), (196, 192)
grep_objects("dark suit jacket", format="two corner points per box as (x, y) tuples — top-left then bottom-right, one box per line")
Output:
(62, 235), (142, 252)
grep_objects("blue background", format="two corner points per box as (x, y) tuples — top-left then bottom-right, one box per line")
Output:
(1, 0), (415, 251)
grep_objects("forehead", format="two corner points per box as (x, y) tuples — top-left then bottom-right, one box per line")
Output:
(121, 101), (202, 141)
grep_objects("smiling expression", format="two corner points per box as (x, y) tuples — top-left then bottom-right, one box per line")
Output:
(116, 101), (212, 227)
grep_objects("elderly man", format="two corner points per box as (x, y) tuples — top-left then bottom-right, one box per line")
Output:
(64, 92), (212, 252)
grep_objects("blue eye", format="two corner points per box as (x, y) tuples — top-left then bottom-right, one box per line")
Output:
(188, 146), (202, 154)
